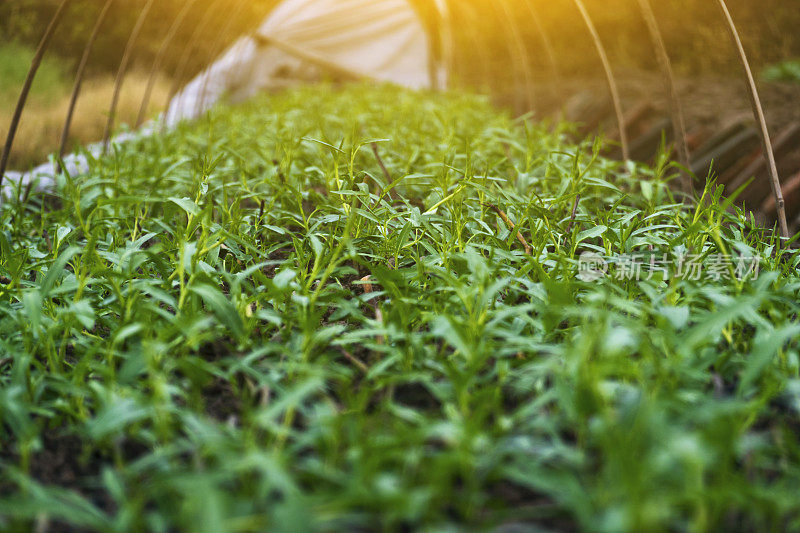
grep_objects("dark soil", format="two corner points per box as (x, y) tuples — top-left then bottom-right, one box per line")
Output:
(512, 72), (800, 135)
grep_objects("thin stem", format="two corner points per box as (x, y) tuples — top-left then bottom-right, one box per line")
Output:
(485, 203), (532, 255)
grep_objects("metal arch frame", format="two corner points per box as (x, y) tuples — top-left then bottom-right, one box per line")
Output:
(635, 0), (691, 193)
(440, 0), (531, 102)
(191, 0), (256, 120)
(448, 1), (494, 94)
(0, 0), (791, 242)
(716, 0), (788, 241)
(478, 0), (532, 114)
(0, 0), (72, 188)
(162, 0), (230, 134)
(522, 0), (563, 104)
(572, 0), (629, 162)
(495, 0), (536, 114)
(135, 0), (202, 128)
(59, 0), (115, 162)
(102, 0), (157, 153)
(167, 0), (265, 129)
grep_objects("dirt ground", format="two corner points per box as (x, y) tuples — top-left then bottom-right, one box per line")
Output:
(509, 71), (800, 134)
(493, 72), (800, 232)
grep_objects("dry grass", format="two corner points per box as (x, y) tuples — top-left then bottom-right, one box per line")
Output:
(0, 70), (170, 170)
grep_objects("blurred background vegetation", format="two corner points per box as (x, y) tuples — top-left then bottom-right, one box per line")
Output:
(1, 0), (799, 168)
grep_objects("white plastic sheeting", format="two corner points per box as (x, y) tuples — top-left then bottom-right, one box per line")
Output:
(2, 0), (443, 201)
(0, 126), (158, 203)
(165, 0), (441, 125)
